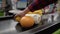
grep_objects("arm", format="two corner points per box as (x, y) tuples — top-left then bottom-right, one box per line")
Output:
(15, 0), (57, 17)
(23, 0), (57, 14)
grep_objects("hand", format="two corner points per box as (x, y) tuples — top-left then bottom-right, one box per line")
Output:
(14, 10), (26, 21)
(9, 10), (26, 17)
(13, 7), (30, 18)
(15, 10), (26, 18)
(15, 12), (25, 17)
(15, 7), (30, 17)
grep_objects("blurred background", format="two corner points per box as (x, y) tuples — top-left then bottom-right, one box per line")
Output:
(0, 0), (33, 18)
(0, 0), (60, 18)
(0, 0), (60, 34)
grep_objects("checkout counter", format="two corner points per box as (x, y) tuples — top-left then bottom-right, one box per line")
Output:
(0, 13), (60, 34)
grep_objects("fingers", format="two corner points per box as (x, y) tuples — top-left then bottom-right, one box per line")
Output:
(14, 14), (21, 22)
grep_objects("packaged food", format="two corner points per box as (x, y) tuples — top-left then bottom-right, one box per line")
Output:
(25, 14), (41, 24)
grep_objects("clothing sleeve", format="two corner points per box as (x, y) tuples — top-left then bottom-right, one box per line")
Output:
(28, 0), (57, 12)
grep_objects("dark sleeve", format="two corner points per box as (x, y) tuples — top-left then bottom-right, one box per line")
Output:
(28, 0), (57, 12)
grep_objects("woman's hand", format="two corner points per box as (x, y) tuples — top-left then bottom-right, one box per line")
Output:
(15, 7), (31, 17)
(15, 11), (26, 17)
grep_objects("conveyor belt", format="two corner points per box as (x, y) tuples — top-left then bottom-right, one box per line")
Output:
(0, 14), (60, 34)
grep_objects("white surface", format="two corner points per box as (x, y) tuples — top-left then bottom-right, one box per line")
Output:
(9, 10), (24, 14)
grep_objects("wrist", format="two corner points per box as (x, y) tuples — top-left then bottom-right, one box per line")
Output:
(23, 7), (30, 14)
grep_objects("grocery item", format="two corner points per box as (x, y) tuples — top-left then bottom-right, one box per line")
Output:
(15, 16), (21, 22)
(27, 12), (33, 14)
(25, 14), (41, 24)
(33, 10), (43, 16)
(43, 4), (55, 13)
(56, 1), (60, 13)
(20, 16), (35, 28)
